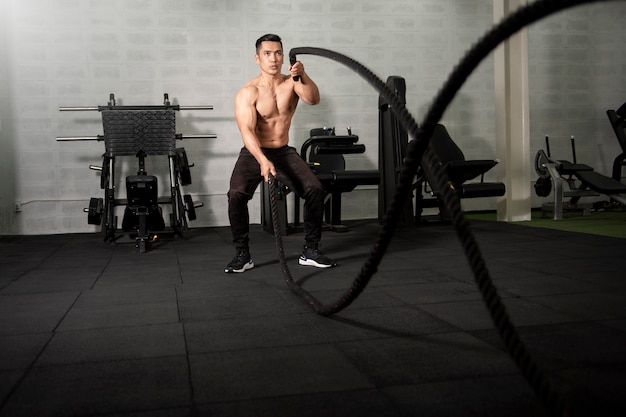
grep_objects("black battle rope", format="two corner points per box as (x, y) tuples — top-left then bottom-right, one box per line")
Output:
(271, 1), (623, 416)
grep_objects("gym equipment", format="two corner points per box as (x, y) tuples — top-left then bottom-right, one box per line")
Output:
(261, 177), (290, 236)
(534, 135), (626, 220)
(57, 93), (215, 253)
(87, 197), (104, 225)
(378, 76), (415, 227)
(260, 127), (379, 234)
(379, 76), (505, 223)
(415, 123), (505, 221)
(297, 127), (380, 231)
(607, 101), (626, 181)
(290, 55), (300, 82)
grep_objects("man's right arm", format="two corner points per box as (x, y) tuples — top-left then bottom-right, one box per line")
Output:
(234, 86), (276, 182)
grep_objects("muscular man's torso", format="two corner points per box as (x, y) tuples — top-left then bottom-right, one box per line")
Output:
(249, 74), (299, 149)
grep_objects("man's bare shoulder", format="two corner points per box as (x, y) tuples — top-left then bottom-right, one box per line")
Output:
(236, 82), (259, 103)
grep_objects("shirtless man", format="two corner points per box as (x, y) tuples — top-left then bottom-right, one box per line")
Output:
(225, 33), (336, 273)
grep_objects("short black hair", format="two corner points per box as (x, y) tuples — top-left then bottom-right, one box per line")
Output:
(255, 34), (283, 53)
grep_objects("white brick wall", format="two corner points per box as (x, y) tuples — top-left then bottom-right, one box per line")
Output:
(0, 0), (625, 234)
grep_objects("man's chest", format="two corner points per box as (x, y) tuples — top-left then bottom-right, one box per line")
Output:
(256, 89), (296, 119)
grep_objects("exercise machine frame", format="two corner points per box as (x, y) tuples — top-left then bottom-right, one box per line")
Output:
(534, 135), (626, 220)
(260, 127), (380, 234)
(58, 93), (216, 252)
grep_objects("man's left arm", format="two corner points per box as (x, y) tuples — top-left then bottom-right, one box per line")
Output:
(289, 61), (320, 105)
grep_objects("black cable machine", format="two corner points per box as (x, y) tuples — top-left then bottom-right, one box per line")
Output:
(378, 76), (415, 227)
(57, 93), (216, 253)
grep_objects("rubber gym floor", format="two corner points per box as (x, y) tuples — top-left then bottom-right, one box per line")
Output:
(1, 217), (625, 417)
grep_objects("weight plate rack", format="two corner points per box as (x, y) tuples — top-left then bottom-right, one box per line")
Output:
(57, 93), (216, 253)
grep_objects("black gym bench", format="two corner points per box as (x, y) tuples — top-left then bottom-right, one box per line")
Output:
(534, 135), (626, 220)
(414, 123), (506, 222)
(261, 127), (380, 234)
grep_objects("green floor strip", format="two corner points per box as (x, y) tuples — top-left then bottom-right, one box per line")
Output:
(466, 208), (626, 239)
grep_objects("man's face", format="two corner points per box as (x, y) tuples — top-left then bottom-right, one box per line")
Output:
(255, 41), (284, 75)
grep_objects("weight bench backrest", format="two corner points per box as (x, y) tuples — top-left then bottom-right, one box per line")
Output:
(426, 124), (504, 198)
(430, 124), (466, 165)
(309, 149), (346, 176)
(306, 128), (345, 175)
(126, 175), (159, 206)
(429, 124), (498, 185)
(122, 175), (165, 232)
(301, 129), (380, 193)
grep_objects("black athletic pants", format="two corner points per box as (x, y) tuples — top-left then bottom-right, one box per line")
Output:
(227, 146), (324, 253)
